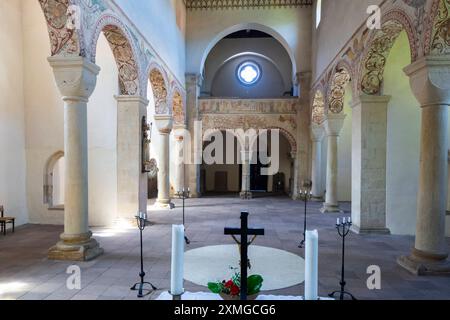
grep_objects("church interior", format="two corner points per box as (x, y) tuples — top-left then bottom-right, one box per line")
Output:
(0, 0), (450, 301)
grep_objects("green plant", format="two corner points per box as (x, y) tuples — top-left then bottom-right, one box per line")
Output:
(207, 271), (263, 297)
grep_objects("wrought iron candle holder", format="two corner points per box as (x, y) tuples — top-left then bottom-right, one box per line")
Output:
(328, 217), (357, 301)
(175, 188), (191, 245)
(298, 180), (312, 249)
(130, 212), (157, 298)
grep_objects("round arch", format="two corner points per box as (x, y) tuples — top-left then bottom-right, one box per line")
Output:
(200, 23), (298, 78)
(90, 13), (141, 96)
(43, 150), (65, 209)
(358, 10), (417, 95)
(148, 63), (170, 115)
(327, 67), (351, 114)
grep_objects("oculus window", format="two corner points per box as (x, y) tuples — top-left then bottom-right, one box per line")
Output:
(237, 61), (261, 86)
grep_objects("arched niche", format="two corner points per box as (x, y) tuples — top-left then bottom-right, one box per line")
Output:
(44, 151), (65, 210)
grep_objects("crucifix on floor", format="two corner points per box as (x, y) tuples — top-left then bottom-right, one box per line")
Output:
(224, 211), (264, 301)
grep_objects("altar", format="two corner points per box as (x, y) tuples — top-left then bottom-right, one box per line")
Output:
(156, 292), (333, 301)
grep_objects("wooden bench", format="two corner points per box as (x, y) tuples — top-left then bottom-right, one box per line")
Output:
(0, 205), (15, 235)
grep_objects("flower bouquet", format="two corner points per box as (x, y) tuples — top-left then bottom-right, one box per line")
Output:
(207, 270), (263, 300)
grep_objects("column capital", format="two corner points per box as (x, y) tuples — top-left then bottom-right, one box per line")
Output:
(173, 124), (187, 140)
(404, 55), (450, 107)
(115, 95), (149, 106)
(154, 114), (173, 134)
(324, 113), (346, 136)
(186, 73), (203, 88)
(48, 56), (100, 101)
(310, 123), (325, 142)
(350, 94), (391, 108)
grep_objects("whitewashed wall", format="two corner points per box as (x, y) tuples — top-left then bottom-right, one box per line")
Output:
(113, 0), (187, 83)
(312, 0), (383, 82)
(23, 0), (64, 225)
(0, 0), (28, 227)
(87, 34), (119, 227)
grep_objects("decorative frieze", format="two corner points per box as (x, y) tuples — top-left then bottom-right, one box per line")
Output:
(185, 0), (312, 10)
(199, 98), (299, 153)
(199, 98), (299, 114)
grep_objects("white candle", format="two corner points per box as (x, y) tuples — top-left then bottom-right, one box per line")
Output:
(343, 217), (346, 224)
(305, 230), (319, 300)
(170, 225), (185, 296)
(337, 218), (340, 225)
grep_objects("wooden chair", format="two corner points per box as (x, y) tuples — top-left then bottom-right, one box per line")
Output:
(0, 205), (15, 235)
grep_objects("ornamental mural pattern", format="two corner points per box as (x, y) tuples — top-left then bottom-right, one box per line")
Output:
(38, 0), (185, 99)
(150, 69), (169, 114)
(431, 0), (450, 54)
(360, 21), (404, 95)
(311, 91), (325, 125)
(172, 91), (184, 124)
(199, 98), (299, 153)
(201, 115), (298, 153)
(199, 99), (299, 114)
(185, 0), (312, 10)
(103, 26), (139, 95)
(38, 0), (81, 56)
(328, 69), (351, 114)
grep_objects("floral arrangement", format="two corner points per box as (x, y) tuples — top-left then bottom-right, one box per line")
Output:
(207, 269), (263, 298)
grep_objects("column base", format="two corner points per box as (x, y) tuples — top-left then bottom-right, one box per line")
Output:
(48, 232), (103, 261)
(320, 203), (343, 213)
(240, 191), (252, 199)
(153, 200), (175, 210)
(311, 196), (324, 202)
(397, 248), (450, 276)
(189, 192), (201, 198)
(351, 225), (390, 235)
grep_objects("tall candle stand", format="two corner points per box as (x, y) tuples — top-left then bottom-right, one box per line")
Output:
(298, 180), (312, 249)
(328, 217), (357, 301)
(175, 188), (190, 245)
(131, 212), (157, 298)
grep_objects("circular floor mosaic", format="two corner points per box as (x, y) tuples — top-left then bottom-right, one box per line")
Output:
(184, 245), (305, 291)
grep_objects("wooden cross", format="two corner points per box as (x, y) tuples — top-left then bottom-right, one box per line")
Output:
(224, 211), (265, 300)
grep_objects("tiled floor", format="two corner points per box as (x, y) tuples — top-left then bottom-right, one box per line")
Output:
(0, 195), (449, 300)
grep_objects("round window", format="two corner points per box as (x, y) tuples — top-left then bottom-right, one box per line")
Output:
(237, 61), (261, 86)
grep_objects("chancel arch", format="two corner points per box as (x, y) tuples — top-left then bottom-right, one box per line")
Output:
(199, 22), (298, 80)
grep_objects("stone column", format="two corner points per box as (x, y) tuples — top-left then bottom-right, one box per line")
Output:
(321, 113), (346, 213)
(290, 151), (299, 199)
(240, 150), (252, 199)
(47, 56), (103, 261)
(173, 125), (187, 192)
(154, 114), (174, 209)
(398, 56), (450, 275)
(351, 94), (390, 234)
(116, 96), (149, 223)
(310, 123), (325, 201)
(186, 74), (202, 197)
(296, 72), (313, 194)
